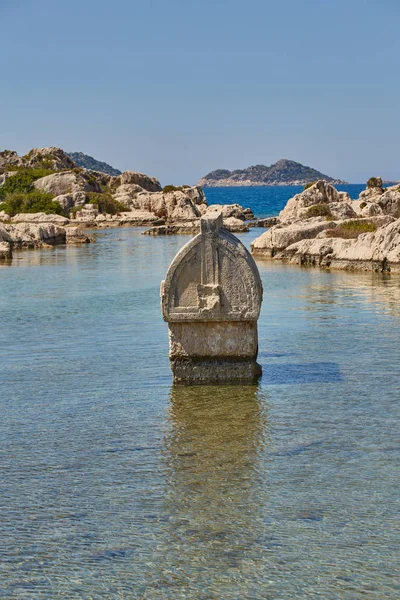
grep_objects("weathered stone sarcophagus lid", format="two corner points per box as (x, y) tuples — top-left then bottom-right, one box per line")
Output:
(161, 213), (263, 384)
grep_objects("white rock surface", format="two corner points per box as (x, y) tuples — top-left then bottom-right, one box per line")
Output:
(118, 171), (162, 192)
(222, 217), (249, 232)
(251, 220), (336, 257)
(275, 218), (400, 271)
(34, 171), (100, 196)
(11, 213), (70, 225)
(279, 180), (351, 223)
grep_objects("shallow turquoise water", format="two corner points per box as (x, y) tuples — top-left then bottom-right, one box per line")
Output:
(0, 228), (399, 599)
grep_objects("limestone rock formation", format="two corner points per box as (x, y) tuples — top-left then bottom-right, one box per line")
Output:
(274, 218), (400, 272)
(204, 203), (254, 220)
(34, 171), (101, 196)
(0, 222), (67, 248)
(161, 213), (263, 384)
(22, 147), (76, 171)
(251, 219), (336, 257)
(0, 241), (12, 260)
(222, 217), (249, 232)
(359, 177), (384, 201)
(278, 180), (352, 223)
(65, 227), (95, 244)
(377, 185), (400, 216)
(133, 187), (207, 222)
(11, 213), (70, 225)
(117, 171), (162, 192)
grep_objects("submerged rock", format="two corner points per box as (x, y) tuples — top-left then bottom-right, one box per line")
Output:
(0, 241), (12, 260)
(66, 227), (95, 244)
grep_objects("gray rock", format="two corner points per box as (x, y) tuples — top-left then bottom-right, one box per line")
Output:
(22, 147), (76, 171)
(34, 171), (101, 196)
(11, 213), (70, 225)
(378, 186), (400, 216)
(119, 171), (162, 192)
(0, 150), (24, 171)
(204, 203), (254, 220)
(279, 180), (351, 223)
(251, 220), (336, 257)
(66, 227), (95, 244)
(223, 217), (249, 232)
(1, 223), (66, 248)
(248, 217), (279, 228)
(0, 241), (12, 260)
(270, 217), (400, 272)
(53, 192), (87, 211)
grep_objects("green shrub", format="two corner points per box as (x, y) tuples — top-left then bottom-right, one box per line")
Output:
(0, 168), (55, 198)
(0, 190), (64, 217)
(163, 185), (184, 194)
(304, 181), (317, 190)
(367, 177), (381, 188)
(306, 204), (333, 219)
(341, 220), (376, 233)
(87, 192), (126, 215)
(360, 202), (367, 209)
(325, 220), (377, 239)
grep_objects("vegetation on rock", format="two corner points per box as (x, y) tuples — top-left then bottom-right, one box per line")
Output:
(0, 168), (55, 197)
(326, 221), (377, 239)
(304, 181), (317, 190)
(306, 204), (333, 219)
(87, 192), (126, 215)
(366, 177), (384, 189)
(0, 190), (64, 217)
(163, 185), (186, 194)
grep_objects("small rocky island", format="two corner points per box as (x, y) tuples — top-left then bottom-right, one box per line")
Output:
(0, 147), (254, 261)
(199, 159), (346, 187)
(251, 178), (400, 272)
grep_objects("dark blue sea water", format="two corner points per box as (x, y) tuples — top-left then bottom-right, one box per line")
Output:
(204, 185), (365, 218)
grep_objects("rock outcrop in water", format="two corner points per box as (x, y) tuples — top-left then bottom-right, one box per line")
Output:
(0, 147), (254, 236)
(199, 159), (346, 187)
(251, 179), (400, 272)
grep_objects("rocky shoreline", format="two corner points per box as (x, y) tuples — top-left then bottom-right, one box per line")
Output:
(250, 178), (400, 273)
(2, 147), (400, 273)
(0, 147), (255, 261)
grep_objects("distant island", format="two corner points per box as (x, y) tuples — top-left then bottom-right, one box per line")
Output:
(198, 159), (347, 187)
(67, 152), (122, 176)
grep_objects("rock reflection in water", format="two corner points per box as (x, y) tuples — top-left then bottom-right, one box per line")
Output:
(149, 386), (269, 597)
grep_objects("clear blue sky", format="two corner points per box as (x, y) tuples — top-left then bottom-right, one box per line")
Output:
(1, 0), (399, 184)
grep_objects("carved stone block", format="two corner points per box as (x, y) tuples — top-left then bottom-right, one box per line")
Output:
(161, 213), (263, 384)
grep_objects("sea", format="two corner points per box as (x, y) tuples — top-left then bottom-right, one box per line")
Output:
(0, 186), (399, 599)
(204, 184), (365, 217)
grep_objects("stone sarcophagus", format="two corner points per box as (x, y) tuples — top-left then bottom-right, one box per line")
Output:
(161, 214), (263, 384)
